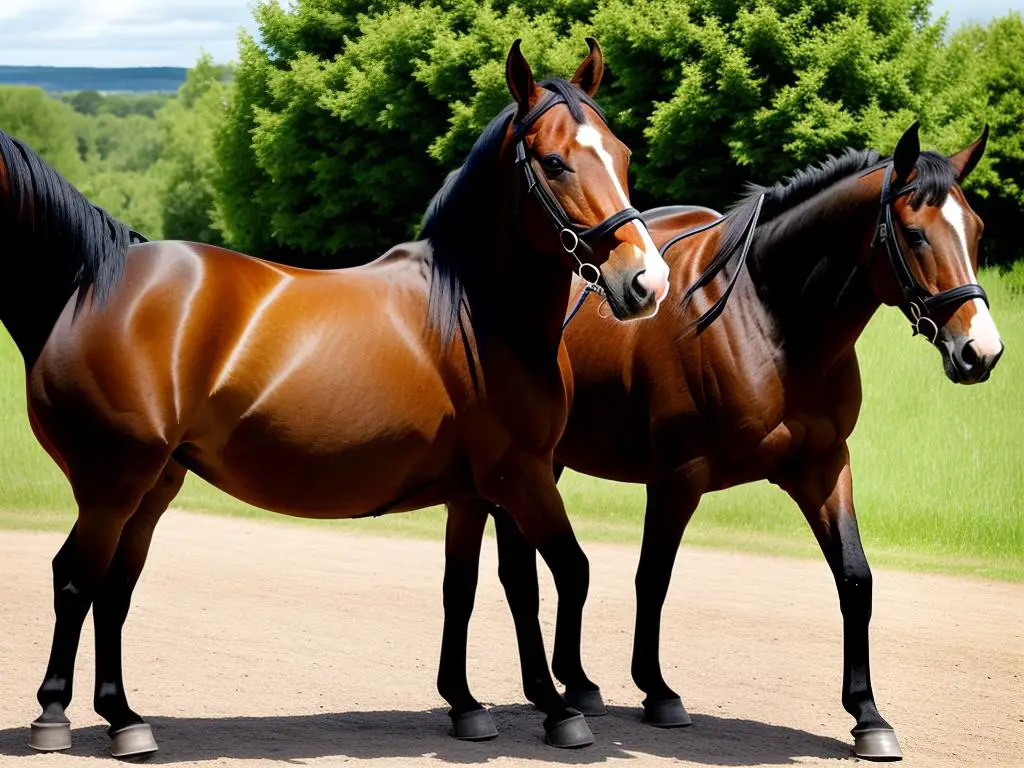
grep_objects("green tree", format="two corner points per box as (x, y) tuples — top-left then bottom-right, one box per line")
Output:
(158, 54), (231, 244)
(214, 0), (594, 264)
(69, 89), (104, 116)
(217, 0), (1001, 265)
(948, 13), (1024, 265)
(0, 87), (85, 182)
(590, 0), (988, 210)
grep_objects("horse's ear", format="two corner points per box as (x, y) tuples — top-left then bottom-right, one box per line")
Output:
(948, 124), (989, 182)
(506, 39), (537, 119)
(570, 37), (604, 97)
(893, 121), (920, 184)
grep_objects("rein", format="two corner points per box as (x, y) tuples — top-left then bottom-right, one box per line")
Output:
(669, 194), (766, 334)
(872, 165), (988, 343)
(512, 92), (643, 299)
(672, 162), (988, 341)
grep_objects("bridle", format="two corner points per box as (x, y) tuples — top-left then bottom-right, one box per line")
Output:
(512, 90), (644, 302)
(873, 164), (988, 344)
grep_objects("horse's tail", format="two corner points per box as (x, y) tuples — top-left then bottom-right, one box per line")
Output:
(0, 128), (141, 365)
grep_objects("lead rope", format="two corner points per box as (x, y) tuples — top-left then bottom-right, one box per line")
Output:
(563, 282), (598, 331)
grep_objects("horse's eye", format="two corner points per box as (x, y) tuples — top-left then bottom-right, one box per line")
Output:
(540, 154), (569, 176)
(905, 228), (928, 248)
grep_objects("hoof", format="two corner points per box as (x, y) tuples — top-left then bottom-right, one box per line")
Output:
(564, 687), (607, 717)
(642, 696), (692, 728)
(28, 719), (72, 752)
(449, 708), (498, 741)
(544, 711), (594, 749)
(853, 728), (903, 761)
(110, 723), (158, 760)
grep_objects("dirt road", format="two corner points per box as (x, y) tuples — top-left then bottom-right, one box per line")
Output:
(1, 512), (1020, 766)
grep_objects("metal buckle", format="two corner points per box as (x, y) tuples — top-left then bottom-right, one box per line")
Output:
(578, 262), (600, 287)
(908, 303), (939, 344)
(560, 228), (579, 254)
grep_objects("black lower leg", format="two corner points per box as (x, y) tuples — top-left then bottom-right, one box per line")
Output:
(36, 528), (92, 725)
(494, 511), (574, 726)
(632, 552), (680, 705)
(631, 486), (690, 707)
(547, 466), (597, 696)
(437, 507), (487, 718)
(92, 551), (145, 733)
(830, 514), (890, 732)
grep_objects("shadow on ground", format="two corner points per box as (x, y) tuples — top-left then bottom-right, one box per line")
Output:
(0, 705), (853, 765)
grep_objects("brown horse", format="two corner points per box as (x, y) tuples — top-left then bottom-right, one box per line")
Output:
(1, 39), (670, 758)
(438, 123), (1002, 759)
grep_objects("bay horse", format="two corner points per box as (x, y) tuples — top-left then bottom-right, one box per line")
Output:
(1, 39), (670, 758)
(438, 123), (1002, 759)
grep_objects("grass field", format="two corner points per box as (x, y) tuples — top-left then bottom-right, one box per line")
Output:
(0, 270), (1021, 581)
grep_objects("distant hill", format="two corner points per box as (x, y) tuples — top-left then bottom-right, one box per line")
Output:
(0, 66), (188, 93)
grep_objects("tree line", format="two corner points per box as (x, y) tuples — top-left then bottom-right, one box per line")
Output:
(1, 1), (1022, 268)
(0, 56), (228, 246)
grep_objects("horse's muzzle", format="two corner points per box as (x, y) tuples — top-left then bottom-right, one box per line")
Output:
(940, 335), (1004, 384)
(601, 266), (662, 320)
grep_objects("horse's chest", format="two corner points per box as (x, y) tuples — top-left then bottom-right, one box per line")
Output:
(718, 413), (839, 487)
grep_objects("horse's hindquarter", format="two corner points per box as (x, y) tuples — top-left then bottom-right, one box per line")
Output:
(31, 242), (462, 517)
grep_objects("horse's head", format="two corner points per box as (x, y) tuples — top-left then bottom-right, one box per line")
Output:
(869, 123), (1003, 384)
(505, 39), (669, 320)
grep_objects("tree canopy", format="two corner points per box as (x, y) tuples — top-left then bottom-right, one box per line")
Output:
(1, 3), (1021, 266)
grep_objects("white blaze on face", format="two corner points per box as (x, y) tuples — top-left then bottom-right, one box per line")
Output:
(940, 196), (1002, 357)
(574, 123), (670, 303)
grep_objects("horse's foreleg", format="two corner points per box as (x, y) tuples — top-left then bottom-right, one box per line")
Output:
(91, 461), (186, 759)
(479, 452), (594, 748)
(547, 463), (604, 716)
(631, 477), (697, 727)
(437, 499), (496, 740)
(782, 443), (901, 761)
(29, 496), (140, 753)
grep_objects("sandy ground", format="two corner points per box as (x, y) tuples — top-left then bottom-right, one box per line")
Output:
(0, 511), (1020, 767)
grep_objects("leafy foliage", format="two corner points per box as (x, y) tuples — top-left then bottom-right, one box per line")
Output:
(1, 4), (1022, 267)
(214, 0), (597, 264)
(0, 60), (230, 245)
(948, 13), (1024, 265)
(0, 87), (84, 182)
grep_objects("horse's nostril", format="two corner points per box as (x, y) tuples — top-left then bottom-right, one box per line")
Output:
(631, 270), (650, 297)
(960, 341), (980, 368)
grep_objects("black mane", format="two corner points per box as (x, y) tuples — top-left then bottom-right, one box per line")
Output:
(684, 146), (959, 328)
(718, 148), (957, 273)
(419, 78), (600, 343)
(0, 128), (134, 314)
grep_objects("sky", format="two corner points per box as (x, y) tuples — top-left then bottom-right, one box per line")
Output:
(0, 0), (1020, 68)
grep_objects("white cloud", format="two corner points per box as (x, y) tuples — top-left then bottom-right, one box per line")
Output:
(0, 0), (263, 67)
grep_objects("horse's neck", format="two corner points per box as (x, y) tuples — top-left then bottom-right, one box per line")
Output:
(466, 237), (572, 362)
(749, 187), (881, 370)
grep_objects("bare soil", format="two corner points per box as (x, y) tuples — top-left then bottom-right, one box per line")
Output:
(1, 511), (1020, 767)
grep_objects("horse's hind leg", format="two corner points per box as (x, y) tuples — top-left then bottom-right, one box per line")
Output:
(779, 443), (902, 761)
(437, 500), (497, 740)
(91, 460), (186, 758)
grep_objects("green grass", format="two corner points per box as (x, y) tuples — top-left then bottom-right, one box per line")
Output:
(1, 270), (1021, 581)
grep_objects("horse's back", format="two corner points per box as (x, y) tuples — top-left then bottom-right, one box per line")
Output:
(29, 239), (466, 515)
